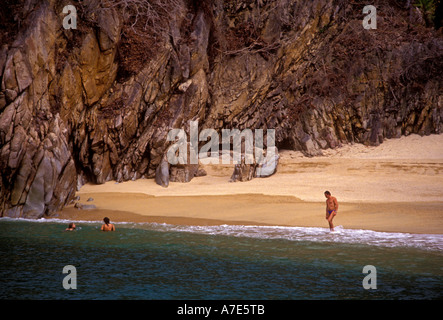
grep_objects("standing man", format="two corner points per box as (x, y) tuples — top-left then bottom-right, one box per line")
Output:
(324, 191), (338, 231)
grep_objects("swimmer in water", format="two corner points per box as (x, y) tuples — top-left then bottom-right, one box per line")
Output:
(101, 217), (115, 231)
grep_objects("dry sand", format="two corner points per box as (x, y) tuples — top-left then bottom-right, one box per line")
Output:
(58, 134), (443, 234)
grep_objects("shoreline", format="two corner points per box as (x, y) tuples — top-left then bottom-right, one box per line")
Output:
(56, 192), (443, 235)
(55, 134), (443, 235)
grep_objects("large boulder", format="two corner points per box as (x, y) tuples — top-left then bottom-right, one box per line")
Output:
(229, 147), (279, 182)
(155, 154), (170, 188)
(256, 147), (280, 178)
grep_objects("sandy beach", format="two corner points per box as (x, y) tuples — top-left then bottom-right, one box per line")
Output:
(58, 134), (443, 234)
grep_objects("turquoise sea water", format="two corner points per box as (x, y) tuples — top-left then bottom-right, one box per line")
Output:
(0, 218), (442, 300)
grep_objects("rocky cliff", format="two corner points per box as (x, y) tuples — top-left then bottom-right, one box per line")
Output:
(1, 0), (442, 218)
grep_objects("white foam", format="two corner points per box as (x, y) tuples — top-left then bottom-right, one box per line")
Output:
(147, 223), (443, 252)
(2, 217), (442, 251)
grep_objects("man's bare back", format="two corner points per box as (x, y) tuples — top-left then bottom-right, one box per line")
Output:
(101, 217), (115, 231)
(101, 223), (115, 231)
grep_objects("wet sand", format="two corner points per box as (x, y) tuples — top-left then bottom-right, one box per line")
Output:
(58, 134), (443, 234)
